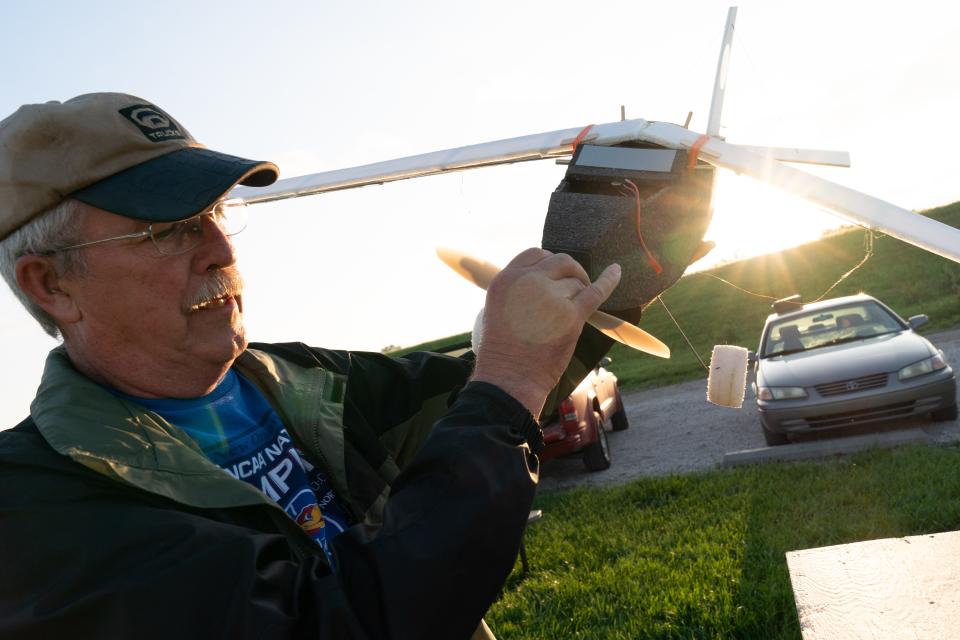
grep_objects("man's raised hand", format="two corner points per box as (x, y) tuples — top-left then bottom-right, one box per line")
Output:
(471, 248), (621, 418)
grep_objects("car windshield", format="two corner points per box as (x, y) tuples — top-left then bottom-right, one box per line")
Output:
(761, 301), (905, 357)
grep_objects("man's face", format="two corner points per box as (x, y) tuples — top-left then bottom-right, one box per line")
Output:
(57, 203), (247, 397)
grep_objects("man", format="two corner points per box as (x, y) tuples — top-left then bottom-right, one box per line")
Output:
(0, 93), (621, 639)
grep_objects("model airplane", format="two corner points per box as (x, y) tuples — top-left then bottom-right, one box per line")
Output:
(231, 7), (960, 358)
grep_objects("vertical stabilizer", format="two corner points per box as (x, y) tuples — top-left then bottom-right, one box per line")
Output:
(706, 7), (738, 138)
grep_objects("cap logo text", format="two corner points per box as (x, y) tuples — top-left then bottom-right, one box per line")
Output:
(118, 104), (185, 143)
(129, 107), (170, 129)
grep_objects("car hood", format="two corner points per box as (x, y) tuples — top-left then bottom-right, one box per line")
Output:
(758, 331), (935, 386)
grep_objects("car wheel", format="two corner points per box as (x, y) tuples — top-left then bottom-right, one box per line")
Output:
(583, 411), (612, 472)
(611, 389), (630, 432)
(762, 424), (790, 446)
(932, 403), (959, 422)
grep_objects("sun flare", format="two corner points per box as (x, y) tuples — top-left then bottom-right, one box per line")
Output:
(699, 171), (850, 270)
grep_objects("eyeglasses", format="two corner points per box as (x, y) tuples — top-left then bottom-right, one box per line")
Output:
(48, 199), (248, 256)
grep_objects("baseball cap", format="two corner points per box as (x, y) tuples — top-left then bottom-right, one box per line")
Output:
(0, 92), (279, 240)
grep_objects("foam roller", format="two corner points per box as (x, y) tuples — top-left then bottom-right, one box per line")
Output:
(706, 345), (748, 409)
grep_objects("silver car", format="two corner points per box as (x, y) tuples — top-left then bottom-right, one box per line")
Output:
(751, 294), (957, 445)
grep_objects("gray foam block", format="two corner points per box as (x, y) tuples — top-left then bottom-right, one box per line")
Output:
(542, 167), (715, 316)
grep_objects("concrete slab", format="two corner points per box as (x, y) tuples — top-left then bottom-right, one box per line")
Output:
(787, 530), (960, 639)
(722, 428), (930, 467)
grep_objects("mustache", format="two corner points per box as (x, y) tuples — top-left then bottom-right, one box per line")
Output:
(186, 268), (244, 311)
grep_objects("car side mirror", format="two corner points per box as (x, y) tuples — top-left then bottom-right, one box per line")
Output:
(908, 314), (929, 330)
(747, 351), (758, 365)
(599, 356), (612, 368)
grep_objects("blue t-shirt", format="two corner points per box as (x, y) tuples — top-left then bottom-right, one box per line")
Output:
(112, 370), (351, 566)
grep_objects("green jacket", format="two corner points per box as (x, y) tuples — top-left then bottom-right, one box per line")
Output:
(0, 335), (607, 639)
(32, 343), (457, 533)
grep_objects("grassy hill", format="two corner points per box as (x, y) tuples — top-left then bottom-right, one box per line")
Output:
(399, 201), (960, 389)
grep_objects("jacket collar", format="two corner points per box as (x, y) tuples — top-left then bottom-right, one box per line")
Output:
(31, 347), (284, 511)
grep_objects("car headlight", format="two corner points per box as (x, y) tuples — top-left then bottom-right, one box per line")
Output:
(757, 386), (808, 400)
(898, 352), (947, 381)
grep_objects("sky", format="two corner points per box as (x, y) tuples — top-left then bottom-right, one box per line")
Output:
(2, 0), (960, 427)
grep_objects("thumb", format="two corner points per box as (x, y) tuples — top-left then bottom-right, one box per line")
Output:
(573, 263), (621, 314)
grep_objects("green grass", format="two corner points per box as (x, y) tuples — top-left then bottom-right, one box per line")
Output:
(389, 331), (472, 356)
(486, 444), (960, 639)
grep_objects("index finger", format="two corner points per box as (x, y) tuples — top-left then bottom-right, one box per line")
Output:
(538, 252), (592, 287)
(503, 247), (552, 269)
(572, 263), (622, 314)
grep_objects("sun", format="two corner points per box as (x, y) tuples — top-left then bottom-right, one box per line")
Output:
(698, 171), (850, 269)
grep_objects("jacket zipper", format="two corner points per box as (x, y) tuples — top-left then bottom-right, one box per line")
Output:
(309, 420), (362, 524)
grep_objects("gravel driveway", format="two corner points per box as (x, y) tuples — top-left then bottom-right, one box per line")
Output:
(538, 327), (960, 493)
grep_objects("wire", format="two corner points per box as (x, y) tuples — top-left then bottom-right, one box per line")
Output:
(622, 179), (663, 275)
(810, 229), (875, 302)
(656, 294), (709, 371)
(696, 273), (778, 301)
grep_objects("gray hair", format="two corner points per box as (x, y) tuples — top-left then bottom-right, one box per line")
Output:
(0, 198), (88, 338)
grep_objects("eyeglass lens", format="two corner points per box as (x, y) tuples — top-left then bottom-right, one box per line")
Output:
(150, 200), (248, 255)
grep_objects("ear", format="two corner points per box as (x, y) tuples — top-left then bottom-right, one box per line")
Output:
(15, 255), (82, 326)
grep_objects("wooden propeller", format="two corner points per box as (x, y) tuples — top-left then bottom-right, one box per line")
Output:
(436, 247), (670, 358)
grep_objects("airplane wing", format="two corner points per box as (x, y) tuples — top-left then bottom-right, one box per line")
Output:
(231, 118), (960, 266)
(229, 121), (643, 204)
(734, 146), (850, 167)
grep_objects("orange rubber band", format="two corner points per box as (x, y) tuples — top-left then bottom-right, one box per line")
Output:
(688, 134), (711, 169)
(570, 124), (595, 154)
